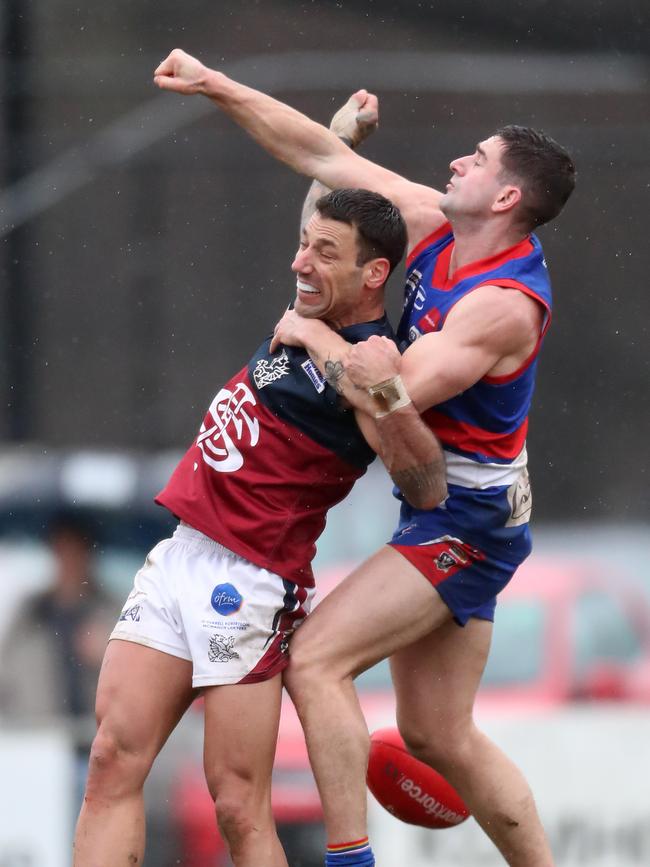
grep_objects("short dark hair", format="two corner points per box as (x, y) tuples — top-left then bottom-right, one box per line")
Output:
(316, 188), (407, 277)
(494, 125), (576, 231)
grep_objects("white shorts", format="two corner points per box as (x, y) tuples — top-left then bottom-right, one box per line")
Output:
(110, 523), (314, 687)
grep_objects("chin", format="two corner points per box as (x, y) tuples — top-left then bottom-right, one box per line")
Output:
(294, 300), (322, 319)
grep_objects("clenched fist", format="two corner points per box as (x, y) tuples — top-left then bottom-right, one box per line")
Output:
(329, 89), (379, 149)
(154, 48), (210, 95)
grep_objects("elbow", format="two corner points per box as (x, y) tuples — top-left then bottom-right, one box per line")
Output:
(402, 477), (448, 511)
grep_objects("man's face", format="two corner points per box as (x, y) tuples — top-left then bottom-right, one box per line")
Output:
(291, 214), (368, 328)
(439, 135), (511, 220)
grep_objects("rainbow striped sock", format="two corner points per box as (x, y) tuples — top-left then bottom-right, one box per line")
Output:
(325, 837), (375, 865)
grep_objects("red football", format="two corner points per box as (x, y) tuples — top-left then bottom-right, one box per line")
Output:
(367, 728), (470, 829)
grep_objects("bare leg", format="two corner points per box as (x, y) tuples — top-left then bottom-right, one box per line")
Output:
(73, 640), (195, 866)
(391, 619), (554, 867)
(203, 674), (288, 867)
(285, 546), (449, 843)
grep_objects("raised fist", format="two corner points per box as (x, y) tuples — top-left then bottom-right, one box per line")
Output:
(154, 48), (209, 95)
(329, 89), (379, 149)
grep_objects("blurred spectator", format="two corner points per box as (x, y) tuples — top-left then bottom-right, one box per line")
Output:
(0, 509), (117, 738)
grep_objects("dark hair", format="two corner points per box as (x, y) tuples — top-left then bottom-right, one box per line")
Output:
(494, 125), (576, 231)
(316, 188), (407, 277)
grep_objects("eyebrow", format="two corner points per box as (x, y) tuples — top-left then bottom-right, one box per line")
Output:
(476, 143), (487, 159)
(302, 232), (339, 251)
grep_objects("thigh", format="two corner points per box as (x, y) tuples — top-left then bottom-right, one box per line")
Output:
(202, 674), (283, 794)
(289, 546), (452, 680)
(390, 617), (493, 736)
(97, 638), (196, 755)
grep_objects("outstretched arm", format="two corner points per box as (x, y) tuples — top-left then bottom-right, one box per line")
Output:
(154, 49), (445, 248)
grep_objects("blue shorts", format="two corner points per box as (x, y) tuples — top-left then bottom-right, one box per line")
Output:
(389, 485), (532, 626)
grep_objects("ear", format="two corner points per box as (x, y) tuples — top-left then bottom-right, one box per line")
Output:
(364, 257), (391, 290)
(493, 184), (522, 215)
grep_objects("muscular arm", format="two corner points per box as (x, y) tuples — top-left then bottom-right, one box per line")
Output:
(355, 405), (448, 511)
(272, 284), (543, 412)
(154, 49), (445, 248)
(270, 319), (447, 509)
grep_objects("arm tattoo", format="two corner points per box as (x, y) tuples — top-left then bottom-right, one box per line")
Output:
(391, 461), (445, 500)
(324, 359), (346, 394)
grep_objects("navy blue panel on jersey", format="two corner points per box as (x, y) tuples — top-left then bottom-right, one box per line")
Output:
(249, 315), (394, 469)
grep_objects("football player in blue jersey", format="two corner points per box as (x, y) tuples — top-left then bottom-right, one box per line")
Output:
(154, 48), (575, 867)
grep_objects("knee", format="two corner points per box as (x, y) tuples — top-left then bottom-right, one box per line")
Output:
(210, 774), (271, 844)
(284, 630), (329, 699)
(398, 718), (475, 775)
(85, 723), (150, 797)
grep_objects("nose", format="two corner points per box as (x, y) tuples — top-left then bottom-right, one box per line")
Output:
(292, 246), (312, 274)
(449, 154), (469, 176)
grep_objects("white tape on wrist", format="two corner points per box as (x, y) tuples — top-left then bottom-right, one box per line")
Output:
(368, 374), (412, 418)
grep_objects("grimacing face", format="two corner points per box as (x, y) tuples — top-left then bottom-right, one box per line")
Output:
(291, 214), (370, 329)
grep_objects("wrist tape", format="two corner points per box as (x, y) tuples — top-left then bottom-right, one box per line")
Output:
(368, 374), (411, 418)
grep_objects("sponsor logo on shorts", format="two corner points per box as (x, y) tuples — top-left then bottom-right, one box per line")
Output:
(208, 634), (240, 663)
(418, 535), (483, 573)
(119, 603), (142, 622)
(253, 349), (291, 389)
(434, 551), (457, 572)
(300, 359), (326, 393)
(211, 583), (243, 616)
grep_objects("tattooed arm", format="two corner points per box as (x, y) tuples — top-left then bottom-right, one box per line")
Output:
(270, 316), (447, 509)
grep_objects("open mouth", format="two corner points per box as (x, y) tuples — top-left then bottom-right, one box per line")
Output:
(296, 279), (320, 296)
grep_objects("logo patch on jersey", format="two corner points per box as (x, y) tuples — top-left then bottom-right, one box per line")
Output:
(301, 359), (326, 393)
(211, 583), (244, 616)
(417, 307), (442, 334)
(197, 382), (259, 473)
(253, 349), (291, 389)
(208, 634), (240, 663)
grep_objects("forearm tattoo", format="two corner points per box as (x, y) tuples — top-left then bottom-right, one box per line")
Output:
(324, 359), (345, 394)
(392, 461), (445, 498)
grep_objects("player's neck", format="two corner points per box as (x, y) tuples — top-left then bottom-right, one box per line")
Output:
(449, 218), (526, 273)
(327, 301), (385, 332)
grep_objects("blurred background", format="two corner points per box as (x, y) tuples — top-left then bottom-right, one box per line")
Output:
(0, 1), (649, 865)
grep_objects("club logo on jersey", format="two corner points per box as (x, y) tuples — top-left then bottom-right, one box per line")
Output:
(208, 634), (240, 663)
(253, 349), (291, 389)
(211, 583), (244, 616)
(197, 382), (259, 473)
(301, 359), (326, 393)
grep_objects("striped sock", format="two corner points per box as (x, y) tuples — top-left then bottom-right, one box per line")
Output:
(325, 837), (375, 866)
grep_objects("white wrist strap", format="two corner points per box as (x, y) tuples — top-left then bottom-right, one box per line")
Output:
(368, 374), (412, 418)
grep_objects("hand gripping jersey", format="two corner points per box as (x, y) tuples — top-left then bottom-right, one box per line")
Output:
(157, 316), (393, 589)
(392, 222), (552, 564)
